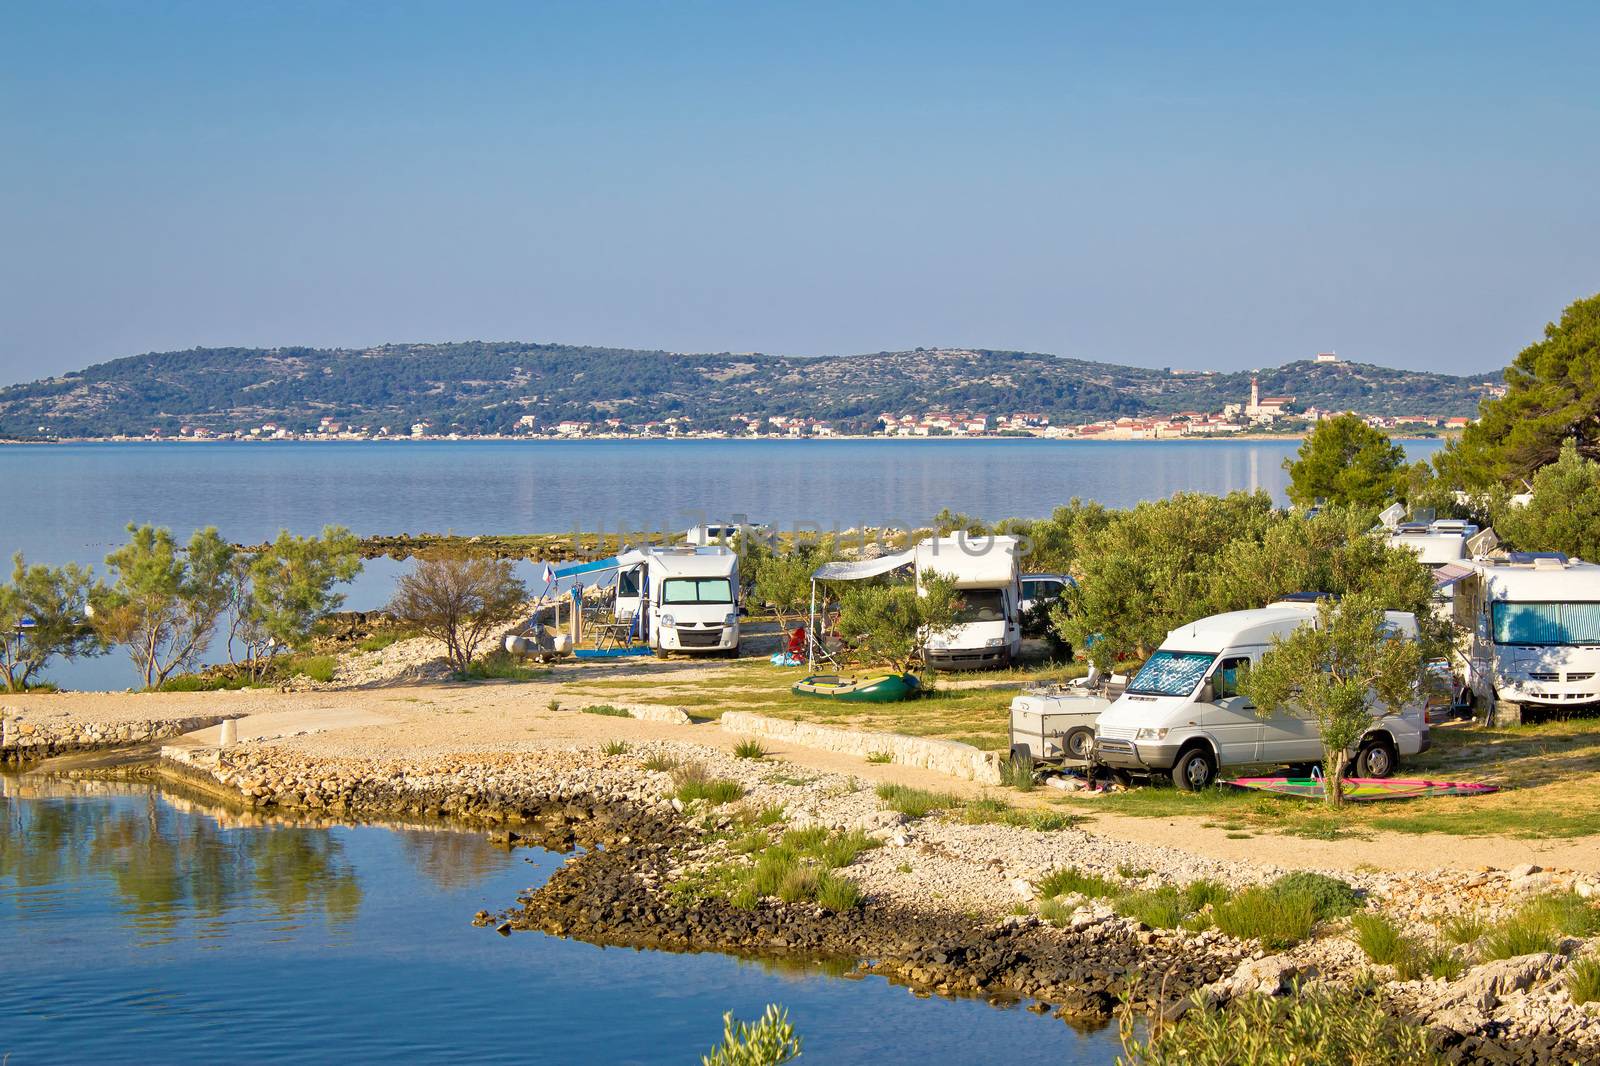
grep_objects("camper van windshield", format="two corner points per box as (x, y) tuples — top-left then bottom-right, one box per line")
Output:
(954, 589), (1006, 623)
(1127, 651), (1215, 697)
(1492, 602), (1600, 646)
(661, 578), (733, 606)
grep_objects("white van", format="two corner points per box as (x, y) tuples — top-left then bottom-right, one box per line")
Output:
(916, 535), (1022, 670)
(1453, 553), (1600, 724)
(1093, 599), (1430, 790)
(614, 546), (741, 658)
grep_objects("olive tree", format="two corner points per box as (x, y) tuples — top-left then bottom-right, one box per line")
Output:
(1494, 438), (1600, 560)
(0, 554), (101, 691)
(1239, 592), (1422, 806)
(388, 552), (528, 678)
(226, 526), (363, 679)
(835, 572), (961, 674)
(1284, 415), (1408, 509)
(95, 524), (234, 688)
(749, 541), (834, 633)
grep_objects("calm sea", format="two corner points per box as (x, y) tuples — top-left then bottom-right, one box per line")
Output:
(2, 438), (1441, 690)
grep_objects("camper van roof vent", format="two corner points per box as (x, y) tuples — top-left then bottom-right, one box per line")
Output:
(1275, 591), (1334, 603)
(1508, 551), (1569, 567)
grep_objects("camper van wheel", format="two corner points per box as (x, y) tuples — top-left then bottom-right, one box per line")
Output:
(653, 649), (670, 660)
(1172, 746), (1216, 792)
(1063, 727), (1094, 761)
(1354, 738), (1397, 779)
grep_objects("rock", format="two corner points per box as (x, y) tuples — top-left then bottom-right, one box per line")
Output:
(1008, 878), (1034, 901)
(1431, 953), (1563, 1015)
(1508, 863), (1542, 879)
(1213, 955), (1318, 998)
(1574, 880), (1599, 900)
(1513, 871), (1558, 893)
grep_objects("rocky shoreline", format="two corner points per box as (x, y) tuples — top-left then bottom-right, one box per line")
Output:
(52, 735), (1563, 1063)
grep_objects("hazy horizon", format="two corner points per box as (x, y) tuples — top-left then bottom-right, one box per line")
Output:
(5, 3), (1597, 387)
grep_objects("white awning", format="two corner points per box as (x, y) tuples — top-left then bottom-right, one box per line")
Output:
(1433, 562), (1475, 588)
(811, 547), (916, 582)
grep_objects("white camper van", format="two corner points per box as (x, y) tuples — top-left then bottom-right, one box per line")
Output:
(613, 545), (741, 657)
(1386, 518), (1478, 618)
(916, 535), (1022, 670)
(1093, 599), (1430, 790)
(1453, 553), (1600, 723)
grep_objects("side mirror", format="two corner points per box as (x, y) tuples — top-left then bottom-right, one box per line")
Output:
(1199, 682), (1215, 703)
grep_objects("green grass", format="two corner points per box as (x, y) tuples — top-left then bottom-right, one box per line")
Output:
(1350, 912), (1409, 965)
(581, 704), (632, 718)
(1114, 879), (1233, 932)
(1037, 896), (1074, 926)
(732, 738), (768, 760)
(1213, 886), (1318, 949)
(1479, 891), (1600, 961)
(642, 752), (681, 772)
(671, 762), (746, 806)
(999, 753), (1036, 791)
(691, 826), (877, 912)
(1269, 872), (1361, 920)
(1183, 879), (1232, 911)
(1566, 957), (1600, 1006)
(157, 672), (256, 692)
(1121, 986), (1444, 1065)
(600, 739), (631, 756)
(865, 751), (893, 764)
(1439, 913), (1488, 945)
(1037, 866), (1119, 900)
(875, 783), (962, 819)
(1117, 864), (1154, 880)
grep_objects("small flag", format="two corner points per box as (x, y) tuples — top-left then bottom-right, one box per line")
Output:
(541, 562), (556, 586)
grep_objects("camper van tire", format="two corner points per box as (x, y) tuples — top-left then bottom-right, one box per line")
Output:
(1353, 736), (1398, 779)
(1063, 727), (1095, 761)
(1171, 745), (1217, 792)
(654, 649), (670, 660)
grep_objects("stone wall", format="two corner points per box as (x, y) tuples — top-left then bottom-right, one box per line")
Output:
(1, 708), (231, 765)
(719, 711), (1002, 784)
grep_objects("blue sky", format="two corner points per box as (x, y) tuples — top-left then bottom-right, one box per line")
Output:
(2, 1), (1596, 384)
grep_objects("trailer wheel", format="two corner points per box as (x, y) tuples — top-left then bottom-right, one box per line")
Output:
(1063, 727), (1094, 761)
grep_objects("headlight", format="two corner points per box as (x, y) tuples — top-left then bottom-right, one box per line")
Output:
(660, 614), (676, 628)
(724, 613), (738, 626)
(984, 637), (1004, 647)
(1135, 727), (1169, 741)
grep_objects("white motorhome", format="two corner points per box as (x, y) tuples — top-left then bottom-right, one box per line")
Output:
(915, 535), (1022, 670)
(613, 545), (742, 658)
(1093, 599), (1430, 790)
(1386, 518), (1478, 618)
(1452, 553), (1600, 724)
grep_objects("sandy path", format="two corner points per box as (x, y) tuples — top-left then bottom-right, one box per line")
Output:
(10, 683), (1599, 875)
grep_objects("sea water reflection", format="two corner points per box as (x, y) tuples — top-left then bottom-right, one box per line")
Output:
(1, 776), (1123, 1064)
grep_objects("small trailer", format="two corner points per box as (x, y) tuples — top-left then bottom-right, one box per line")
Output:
(1008, 674), (1123, 763)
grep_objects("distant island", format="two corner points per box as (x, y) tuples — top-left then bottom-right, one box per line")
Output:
(0, 342), (1503, 442)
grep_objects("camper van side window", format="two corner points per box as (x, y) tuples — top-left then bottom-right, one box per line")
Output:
(1210, 657), (1250, 701)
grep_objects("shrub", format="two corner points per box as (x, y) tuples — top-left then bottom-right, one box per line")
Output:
(1037, 866), (1119, 900)
(1407, 947), (1465, 983)
(1000, 753), (1036, 791)
(1120, 987), (1443, 1066)
(1479, 891), (1600, 961)
(875, 783), (961, 819)
(600, 740), (631, 756)
(467, 649), (550, 681)
(732, 738), (768, 760)
(1213, 887), (1318, 949)
(1117, 864), (1154, 880)
(777, 866), (820, 903)
(582, 704), (632, 718)
(1566, 957), (1600, 1006)
(1351, 912), (1410, 966)
(642, 752), (681, 772)
(290, 655), (338, 683)
(1268, 872), (1360, 920)
(865, 751), (893, 764)
(702, 1004), (801, 1066)
(1037, 897), (1074, 926)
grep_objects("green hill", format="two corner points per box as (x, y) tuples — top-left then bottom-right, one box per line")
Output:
(0, 342), (1502, 438)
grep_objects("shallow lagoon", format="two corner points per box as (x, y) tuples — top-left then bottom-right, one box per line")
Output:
(0, 777), (1122, 1064)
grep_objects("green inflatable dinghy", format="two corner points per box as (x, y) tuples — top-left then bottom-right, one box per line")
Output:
(792, 673), (920, 703)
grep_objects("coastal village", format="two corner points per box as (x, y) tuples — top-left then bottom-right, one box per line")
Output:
(110, 353), (1496, 444)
